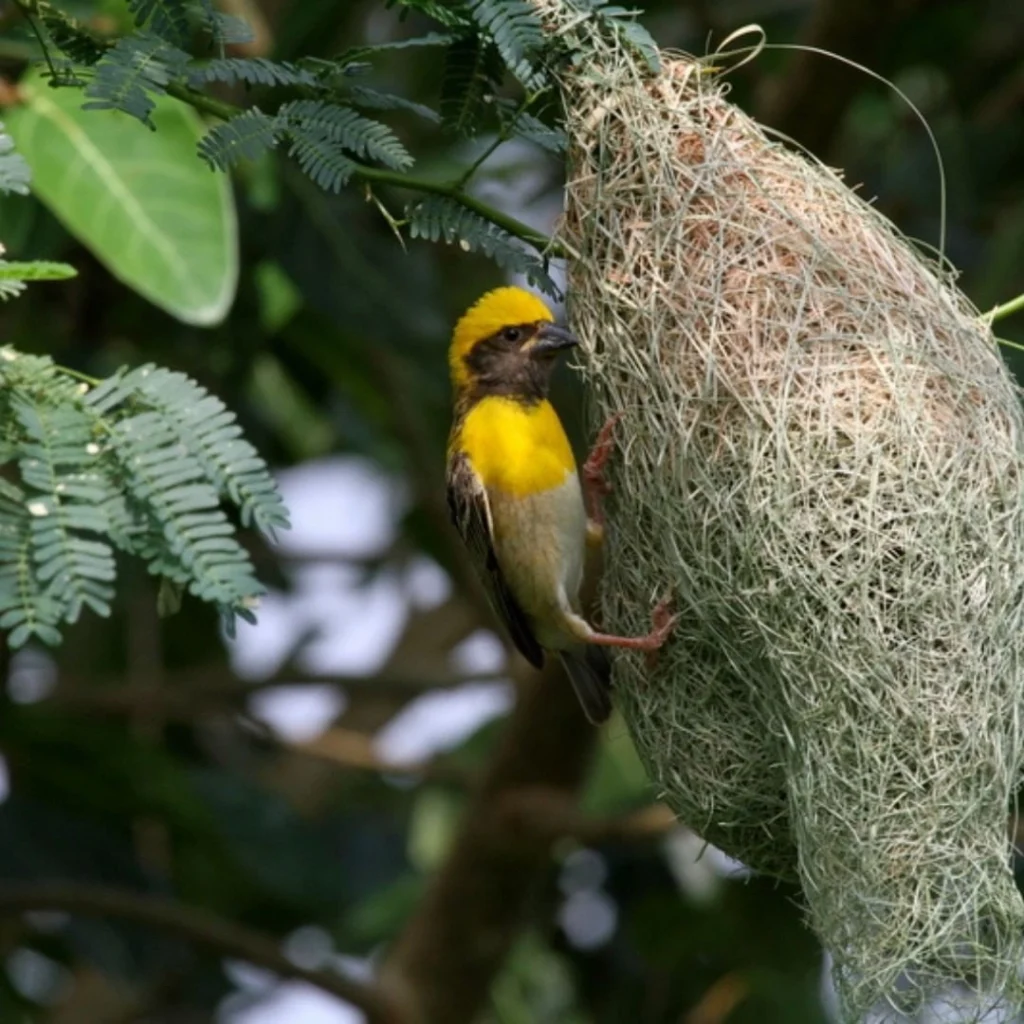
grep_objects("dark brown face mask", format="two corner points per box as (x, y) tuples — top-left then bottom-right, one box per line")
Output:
(463, 321), (579, 403)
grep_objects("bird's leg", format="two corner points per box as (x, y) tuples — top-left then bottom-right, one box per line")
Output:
(582, 412), (623, 538)
(584, 594), (676, 655)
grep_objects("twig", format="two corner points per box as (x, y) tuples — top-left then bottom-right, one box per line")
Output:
(46, 666), (509, 715)
(985, 291), (1024, 325)
(297, 727), (472, 785)
(454, 91), (542, 190)
(0, 882), (406, 1024)
(496, 789), (678, 844)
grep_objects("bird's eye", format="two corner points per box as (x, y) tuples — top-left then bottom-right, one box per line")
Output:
(502, 327), (522, 343)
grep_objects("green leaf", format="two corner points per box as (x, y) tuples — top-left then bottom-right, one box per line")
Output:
(498, 103), (565, 153)
(0, 261), (77, 282)
(277, 100), (413, 170)
(83, 34), (190, 128)
(187, 57), (319, 89)
(588, 2), (660, 73)
(128, 0), (191, 45)
(205, 11), (256, 45)
(6, 67), (238, 326)
(13, 397), (117, 622)
(0, 485), (64, 648)
(407, 195), (559, 296)
(0, 260), (77, 302)
(346, 85), (440, 124)
(285, 128), (358, 193)
(440, 34), (503, 135)
(385, 0), (471, 28)
(466, 0), (545, 90)
(340, 31), (456, 63)
(41, 11), (108, 65)
(197, 108), (280, 170)
(0, 122), (30, 195)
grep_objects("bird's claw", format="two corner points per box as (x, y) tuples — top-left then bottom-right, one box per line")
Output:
(583, 412), (624, 527)
(643, 594), (678, 672)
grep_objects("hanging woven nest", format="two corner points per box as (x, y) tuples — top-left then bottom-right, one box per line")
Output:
(535, 1), (1024, 1018)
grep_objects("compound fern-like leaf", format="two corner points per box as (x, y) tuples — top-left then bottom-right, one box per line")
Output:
(0, 122), (30, 195)
(407, 196), (558, 296)
(277, 100), (413, 171)
(188, 57), (318, 89)
(42, 10), (108, 65)
(197, 108), (279, 170)
(128, 0), (191, 45)
(466, 0), (545, 90)
(12, 397), (116, 623)
(284, 127), (357, 193)
(106, 367), (289, 535)
(440, 34), (503, 135)
(385, 0), (471, 28)
(106, 409), (262, 617)
(0, 479), (64, 648)
(83, 33), (190, 128)
(345, 85), (440, 124)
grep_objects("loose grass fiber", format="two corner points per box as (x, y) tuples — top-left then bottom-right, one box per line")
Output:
(537, 1), (1024, 1018)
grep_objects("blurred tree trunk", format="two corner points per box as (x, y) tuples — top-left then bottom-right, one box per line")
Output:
(381, 655), (597, 1024)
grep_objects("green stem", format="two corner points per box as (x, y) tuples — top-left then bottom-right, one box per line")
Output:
(352, 164), (555, 252)
(164, 84), (559, 256)
(995, 336), (1024, 354)
(985, 292), (1024, 325)
(56, 364), (102, 388)
(164, 81), (238, 122)
(455, 92), (541, 190)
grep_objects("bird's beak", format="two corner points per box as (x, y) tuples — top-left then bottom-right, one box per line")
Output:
(528, 323), (580, 356)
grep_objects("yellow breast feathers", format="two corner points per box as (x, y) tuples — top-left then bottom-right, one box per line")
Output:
(455, 397), (576, 497)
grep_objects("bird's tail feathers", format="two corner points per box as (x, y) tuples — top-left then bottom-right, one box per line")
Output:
(558, 646), (613, 725)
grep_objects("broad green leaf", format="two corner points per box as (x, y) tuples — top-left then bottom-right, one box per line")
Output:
(5, 69), (238, 326)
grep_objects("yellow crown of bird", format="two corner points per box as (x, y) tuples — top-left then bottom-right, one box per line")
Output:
(448, 286), (554, 387)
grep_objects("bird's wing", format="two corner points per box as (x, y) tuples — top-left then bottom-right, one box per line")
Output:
(446, 450), (544, 668)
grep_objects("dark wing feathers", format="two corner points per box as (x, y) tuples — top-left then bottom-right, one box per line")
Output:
(446, 451), (544, 668)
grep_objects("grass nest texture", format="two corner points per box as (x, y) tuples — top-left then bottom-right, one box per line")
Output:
(538, 0), (1024, 1017)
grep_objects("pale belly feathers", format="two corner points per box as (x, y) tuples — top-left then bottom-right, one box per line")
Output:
(488, 472), (587, 650)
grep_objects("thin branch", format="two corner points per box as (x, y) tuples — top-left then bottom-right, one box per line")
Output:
(454, 91), (541, 190)
(495, 789), (678, 844)
(985, 291), (1024, 325)
(297, 727), (472, 785)
(47, 666), (509, 715)
(0, 883), (406, 1024)
(353, 163), (555, 253)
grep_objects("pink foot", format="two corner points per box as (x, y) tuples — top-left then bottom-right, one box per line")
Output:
(587, 594), (677, 672)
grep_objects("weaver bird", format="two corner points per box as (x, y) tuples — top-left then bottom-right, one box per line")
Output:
(445, 286), (675, 724)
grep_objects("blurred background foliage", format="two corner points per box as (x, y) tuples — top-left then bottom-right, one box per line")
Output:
(0, 0), (1022, 1021)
